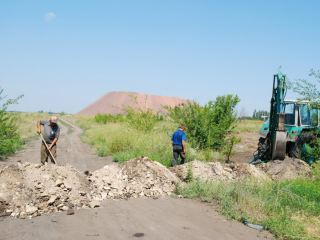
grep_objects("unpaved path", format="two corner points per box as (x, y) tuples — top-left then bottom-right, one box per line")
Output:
(0, 120), (273, 240)
(1, 198), (272, 240)
(0, 119), (113, 171)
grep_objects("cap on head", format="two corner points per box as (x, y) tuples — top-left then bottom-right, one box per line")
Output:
(50, 116), (58, 123)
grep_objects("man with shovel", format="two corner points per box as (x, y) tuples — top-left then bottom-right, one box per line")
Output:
(36, 116), (60, 164)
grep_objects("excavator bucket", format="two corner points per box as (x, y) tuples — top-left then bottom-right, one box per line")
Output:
(271, 131), (286, 160)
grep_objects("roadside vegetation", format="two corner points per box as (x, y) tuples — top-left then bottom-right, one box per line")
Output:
(0, 89), (23, 159)
(79, 117), (175, 166)
(78, 95), (241, 166)
(177, 163), (320, 240)
(0, 87), (68, 159)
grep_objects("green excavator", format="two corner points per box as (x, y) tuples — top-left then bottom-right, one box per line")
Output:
(250, 73), (320, 164)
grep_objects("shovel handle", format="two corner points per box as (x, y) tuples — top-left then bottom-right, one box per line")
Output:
(39, 133), (57, 164)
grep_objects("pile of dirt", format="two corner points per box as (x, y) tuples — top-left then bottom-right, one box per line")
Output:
(0, 163), (90, 219)
(258, 158), (312, 180)
(171, 160), (270, 181)
(89, 157), (180, 201)
(0, 157), (312, 219)
(0, 157), (181, 219)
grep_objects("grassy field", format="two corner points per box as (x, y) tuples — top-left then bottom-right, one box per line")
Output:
(237, 119), (263, 133)
(76, 115), (231, 166)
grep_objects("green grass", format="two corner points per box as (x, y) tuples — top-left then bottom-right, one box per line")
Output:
(237, 119), (263, 133)
(77, 116), (229, 165)
(177, 168), (320, 240)
(78, 119), (176, 166)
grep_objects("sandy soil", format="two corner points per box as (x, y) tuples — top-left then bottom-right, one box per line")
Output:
(232, 131), (260, 163)
(0, 120), (273, 240)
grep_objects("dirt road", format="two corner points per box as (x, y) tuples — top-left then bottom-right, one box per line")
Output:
(1, 198), (271, 240)
(0, 120), (272, 240)
(0, 119), (112, 171)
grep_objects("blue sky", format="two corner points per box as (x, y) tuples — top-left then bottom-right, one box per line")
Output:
(1, 0), (319, 114)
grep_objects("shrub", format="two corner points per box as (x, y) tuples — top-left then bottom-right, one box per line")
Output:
(222, 135), (241, 162)
(169, 95), (240, 150)
(0, 89), (23, 159)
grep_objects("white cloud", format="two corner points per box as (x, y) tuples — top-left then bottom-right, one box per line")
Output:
(44, 12), (56, 23)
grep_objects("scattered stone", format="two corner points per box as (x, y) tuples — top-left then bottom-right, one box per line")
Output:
(66, 209), (75, 215)
(89, 201), (100, 209)
(48, 196), (58, 205)
(25, 205), (38, 215)
(57, 203), (64, 209)
(55, 179), (64, 187)
(61, 206), (69, 211)
(35, 164), (42, 169)
(19, 212), (27, 219)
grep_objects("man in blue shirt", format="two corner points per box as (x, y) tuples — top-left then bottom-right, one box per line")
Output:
(171, 125), (187, 166)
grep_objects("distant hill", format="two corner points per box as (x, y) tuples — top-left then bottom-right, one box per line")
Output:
(78, 91), (187, 115)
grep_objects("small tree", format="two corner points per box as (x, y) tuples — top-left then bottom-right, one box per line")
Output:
(0, 89), (23, 158)
(289, 69), (320, 102)
(168, 95), (240, 151)
(222, 135), (241, 163)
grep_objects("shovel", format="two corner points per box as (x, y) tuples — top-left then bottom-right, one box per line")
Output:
(39, 133), (57, 164)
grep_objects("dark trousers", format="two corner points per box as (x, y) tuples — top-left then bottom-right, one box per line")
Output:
(172, 145), (186, 166)
(41, 142), (57, 164)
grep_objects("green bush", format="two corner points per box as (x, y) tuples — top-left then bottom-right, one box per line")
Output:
(169, 95), (240, 150)
(0, 89), (23, 159)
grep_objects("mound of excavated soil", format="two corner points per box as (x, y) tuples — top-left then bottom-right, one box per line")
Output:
(258, 158), (312, 180)
(0, 163), (90, 219)
(171, 158), (312, 182)
(89, 157), (180, 201)
(171, 160), (270, 182)
(0, 157), (312, 219)
(0, 158), (180, 219)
